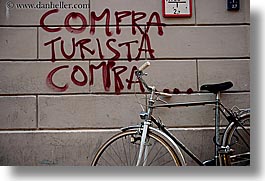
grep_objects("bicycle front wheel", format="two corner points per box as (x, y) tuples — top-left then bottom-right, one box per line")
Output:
(91, 129), (182, 166)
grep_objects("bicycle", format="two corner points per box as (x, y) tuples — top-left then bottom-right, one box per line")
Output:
(91, 62), (250, 166)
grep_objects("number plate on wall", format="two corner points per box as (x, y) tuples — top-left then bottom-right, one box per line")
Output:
(162, 0), (192, 18)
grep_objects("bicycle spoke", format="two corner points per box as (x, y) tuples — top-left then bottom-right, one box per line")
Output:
(235, 128), (250, 149)
(141, 138), (159, 165)
(108, 141), (125, 165)
(101, 146), (120, 165)
(132, 143), (140, 166)
(121, 136), (129, 165)
(99, 155), (113, 166)
(128, 136), (132, 165)
(159, 159), (174, 166)
(150, 148), (172, 165)
(223, 115), (250, 166)
(92, 130), (180, 166)
(147, 142), (165, 166)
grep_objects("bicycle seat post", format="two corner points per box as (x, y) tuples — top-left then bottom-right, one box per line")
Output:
(214, 91), (221, 165)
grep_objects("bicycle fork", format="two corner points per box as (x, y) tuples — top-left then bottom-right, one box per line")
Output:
(136, 86), (156, 166)
(136, 121), (151, 166)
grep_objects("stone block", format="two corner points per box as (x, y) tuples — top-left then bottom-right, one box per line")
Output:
(0, 96), (36, 129)
(38, 94), (143, 128)
(0, 61), (90, 94)
(0, 27), (37, 59)
(198, 59), (250, 91)
(147, 26), (250, 58)
(196, 0), (250, 24)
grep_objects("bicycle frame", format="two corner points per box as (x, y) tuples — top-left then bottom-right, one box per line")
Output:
(133, 68), (245, 166)
(135, 92), (246, 166)
(91, 63), (249, 166)
(152, 94), (234, 165)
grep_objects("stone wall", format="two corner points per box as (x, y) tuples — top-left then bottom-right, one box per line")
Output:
(0, 0), (250, 165)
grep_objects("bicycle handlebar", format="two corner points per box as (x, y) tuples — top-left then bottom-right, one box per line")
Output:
(136, 62), (172, 98)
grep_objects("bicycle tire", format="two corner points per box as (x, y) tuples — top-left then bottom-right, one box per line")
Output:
(91, 129), (183, 166)
(221, 113), (250, 166)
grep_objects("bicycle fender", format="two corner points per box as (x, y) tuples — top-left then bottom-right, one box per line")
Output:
(120, 125), (187, 166)
(239, 108), (250, 118)
(221, 111), (250, 147)
(121, 125), (142, 132)
(149, 127), (186, 166)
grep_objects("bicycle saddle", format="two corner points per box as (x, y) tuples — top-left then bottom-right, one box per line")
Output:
(200, 81), (233, 94)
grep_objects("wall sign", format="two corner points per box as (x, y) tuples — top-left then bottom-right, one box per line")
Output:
(227, 0), (240, 11)
(162, 0), (192, 18)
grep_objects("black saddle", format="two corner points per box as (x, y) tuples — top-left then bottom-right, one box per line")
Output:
(200, 81), (233, 94)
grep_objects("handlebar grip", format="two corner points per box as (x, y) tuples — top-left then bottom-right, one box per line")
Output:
(138, 61), (151, 71)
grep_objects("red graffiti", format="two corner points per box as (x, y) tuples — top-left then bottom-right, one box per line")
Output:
(46, 61), (144, 94)
(41, 8), (165, 94)
(43, 34), (154, 62)
(90, 8), (112, 36)
(40, 8), (164, 36)
(71, 65), (88, 86)
(164, 88), (194, 94)
(43, 37), (62, 62)
(46, 65), (69, 92)
(40, 9), (61, 32)
(64, 12), (87, 34)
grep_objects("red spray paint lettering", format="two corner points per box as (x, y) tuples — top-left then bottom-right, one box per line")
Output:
(40, 8), (165, 94)
(43, 34), (154, 62)
(40, 8), (164, 35)
(47, 61), (145, 94)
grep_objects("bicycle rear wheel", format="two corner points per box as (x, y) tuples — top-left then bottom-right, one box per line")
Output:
(91, 129), (182, 166)
(221, 114), (250, 166)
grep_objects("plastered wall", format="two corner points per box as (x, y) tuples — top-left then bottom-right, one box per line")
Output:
(0, 0), (250, 165)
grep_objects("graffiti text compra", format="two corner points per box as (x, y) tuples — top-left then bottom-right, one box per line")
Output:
(40, 8), (164, 94)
